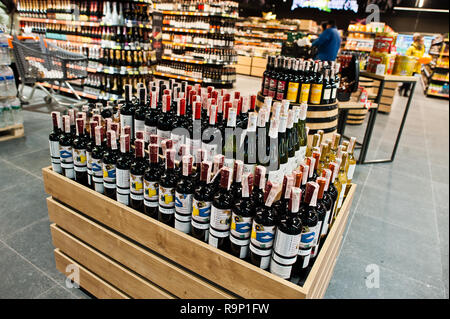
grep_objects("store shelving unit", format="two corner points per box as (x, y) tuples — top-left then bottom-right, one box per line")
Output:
(156, 2), (238, 87)
(422, 36), (449, 99)
(17, 0), (157, 101)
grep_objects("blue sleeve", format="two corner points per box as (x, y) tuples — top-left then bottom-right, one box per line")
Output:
(312, 29), (330, 47)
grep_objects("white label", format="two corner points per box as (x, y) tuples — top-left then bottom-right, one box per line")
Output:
(223, 158), (234, 170)
(270, 259), (293, 279)
(298, 146), (307, 166)
(130, 174), (144, 200)
(250, 222), (276, 249)
(93, 176), (104, 193)
(91, 157), (102, 177)
(144, 180), (158, 201)
(331, 87), (337, 99)
(347, 164), (356, 180)
(159, 186), (175, 212)
(210, 206), (232, 232)
(192, 199), (211, 224)
(49, 141), (61, 172)
(323, 88), (332, 100)
(145, 125), (157, 143)
(202, 142), (217, 162)
(175, 218), (191, 234)
(175, 192), (193, 215)
(102, 163), (116, 188)
(273, 230), (301, 258)
(229, 237), (249, 259)
(230, 213), (252, 239)
(134, 119), (145, 137)
(157, 129), (171, 144)
(116, 168), (130, 189)
(191, 218), (210, 230)
(120, 114), (133, 133)
(117, 193), (129, 206)
(73, 149), (87, 172)
(299, 224), (320, 250)
(208, 233), (219, 247)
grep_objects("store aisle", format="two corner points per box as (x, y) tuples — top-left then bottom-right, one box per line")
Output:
(0, 76), (447, 299)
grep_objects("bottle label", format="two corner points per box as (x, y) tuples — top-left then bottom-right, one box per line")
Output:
(331, 87), (337, 99)
(209, 225), (229, 239)
(59, 145), (73, 166)
(270, 259), (294, 279)
(73, 149), (87, 172)
(249, 242), (272, 257)
(102, 163), (116, 188)
(120, 114), (133, 134)
(192, 199), (211, 224)
(130, 174), (144, 200)
(91, 157), (102, 177)
(273, 230), (301, 258)
(86, 151), (92, 170)
(347, 163), (356, 180)
(268, 78), (277, 98)
(117, 193), (129, 206)
(243, 163), (255, 176)
(191, 218), (210, 231)
(116, 168), (130, 190)
(299, 225), (320, 250)
(145, 125), (157, 143)
(175, 192), (193, 215)
(230, 213), (252, 239)
(144, 180), (158, 201)
(49, 141), (61, 172)
(159, 186), (175, 213)
(250, 222), (276, 249)
(210, 206), (232, 232)
(229, 236), (250, 259)
(312, 221), (322, 246)
(310, 84), (323, 104)
(208, 233), (219, 247)
(322, 209), (331, 236)
(263, 77), (270, 96)
(175, 218), (191, 234)
(323, 88), (332, 101)
(299, 83), (311, 103)
(134, 119), (145, 137)
(276, 80), (287, 100)
(286, 82), (300, 102)
(202, 142), (217, 162)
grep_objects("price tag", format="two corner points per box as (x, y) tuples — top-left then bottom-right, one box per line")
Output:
(375, 64), (386, 75)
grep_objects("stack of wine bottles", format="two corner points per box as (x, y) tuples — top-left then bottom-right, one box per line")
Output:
(261, 56), (341, 105)
(48, 80), (356, 282)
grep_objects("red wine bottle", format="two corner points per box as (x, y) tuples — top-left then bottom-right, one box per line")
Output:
(249, 181), (280, 270)
(86, 121), (97, 189)
(143, 143), (160, 219)
(191, 161), (214, 242)
(102, 130), (119, 200)
(157, 94), (174, 154)
(318, 168), (333, 241)
(120, 84), (135, 139)
(73, 117), (88, 186)
(270, 187), (303, 280)
(49, 111), (62, 174)
(272, 174), (295, 221)
(134, 85), (147, 140)
(251, 165), (266, 209)
(59, 115), (75, 179)
(192, 148), (205, 184)
(130, 139), (146, 213)
(208, 166), (234, 251)
(230, 172), (255, 259)
(310, 177), (327, 260)
(158, 148), (177, 226)
(230, 160), (244, 201)
(92, 125), (105, 193)
(175, 154), (195, 234)
(144, 90), (159, 146)
(116, 134), (132, 206)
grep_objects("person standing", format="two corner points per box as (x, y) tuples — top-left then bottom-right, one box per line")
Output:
(311, 20), (342, 62)
(399, 33), (425, 97)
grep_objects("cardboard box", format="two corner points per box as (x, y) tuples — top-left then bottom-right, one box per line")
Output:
(251, 66), (265, 77)
(299, 19), (317, 32)
(236, 65), (251, 75)
(252, 57), (267, 68)
(237, 56), (252, 66)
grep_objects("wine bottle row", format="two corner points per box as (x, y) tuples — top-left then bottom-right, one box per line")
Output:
(155, 0), (239, 16)
(156, 62), (236, 83)
(163, 16), (235, 33)
(164, 45), (238, 64)
(261, 56), (341, 105)
(48, 81), (356, 281)
(167, 33), (235, 48)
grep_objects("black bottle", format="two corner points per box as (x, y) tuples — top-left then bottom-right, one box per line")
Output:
(102, 130), (119, 200)
(230, 172), (255, 259)
(158, 149), (177, 227)
(130, 139), (147, 213)
(249, 181), (279, 270)
(144, 88), (159, 147)
(49, 111), (63, 174)
(144, 143), (160, 219)
(120, 84), (135, 139)
(272, 174), (295, 221)
(310, 177), (328, 260)
(175, 155), (196, 234)
(116, 134), (133, 206)
(91, 125), (105, 193)
(191, 161), (214, 242)
(229, 160), (244, 201)
(72, 117), (88, 186)
(59, 115), (75, 179)
(134, 85), (147, 140)
(251, 166), (266, 209)
(208, 166), (234, 252)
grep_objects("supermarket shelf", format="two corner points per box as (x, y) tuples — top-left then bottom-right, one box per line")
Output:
(235, 33), (286, 40)
(19, 17), (152, 28)
(347, 30), (376, 35)
(343, 47), (372, 52)
(160, 10), (238, 18)
(153, 71), (202, 83)
(162, 27), (234, 35)
(430, 77), (449, 83)
(427, 91), (449, 98)
(45, 38), (100, 48)
(37, 82), (97, 100)
(162, 40), (231, 49)
(161, 55), (235, 66)
(236, 23), (297, 31)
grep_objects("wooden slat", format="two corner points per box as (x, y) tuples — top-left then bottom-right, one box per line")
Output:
(317, 253), (339, 299)
(305, 119), (338, 130)
(43, 167), (306, 299)
(54, 249), (129, 299)
(51, 224), (175, 299)
(46, 197), (234, 299)
(302, 185), (356, 296)
(306, 110), (338, 118)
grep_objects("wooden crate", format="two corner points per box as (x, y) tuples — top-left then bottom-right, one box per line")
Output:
(252, 57), (268, 68)
(251, 66), (265, 77)
(378, 103), (392, 113)
(42, 166), (356, 299)
(0, 124), (24, 142)
(236, 65), (251, 76)
(237, 55), (252, 66)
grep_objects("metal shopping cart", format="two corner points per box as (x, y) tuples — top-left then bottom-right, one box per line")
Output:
(12, 36), (88, 111)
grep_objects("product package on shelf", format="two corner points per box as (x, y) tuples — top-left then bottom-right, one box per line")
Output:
(46, 78), (357, 294)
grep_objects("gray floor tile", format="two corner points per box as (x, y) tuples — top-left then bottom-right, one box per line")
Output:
(433, 182), (449, 208)
(0, 160), (41, 191)
(0, 133), (49, 160)
(8, 148), (51, 177)
(343, 213), (443, 290)
(430, 164), (449, 185)
(0, 241), (55, 298)
(35, 285), (78, 299)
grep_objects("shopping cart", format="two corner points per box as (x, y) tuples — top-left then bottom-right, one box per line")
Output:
(12, 36), (88, 110)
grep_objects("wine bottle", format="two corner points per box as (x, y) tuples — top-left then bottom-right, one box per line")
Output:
(91, 125), (105, 193)
(157, 94), (174, 153)
(230, 160), (244, 200)
(299, 61), (311, 104)
(243, 111), (258, 175)
(158, 149), (177, 226)
(59, 115), (75, 179)
(346, 137), (357, 193)
(270, 187), (303, 279)
(222, 106), (237, 169)
(266, 116), (279, 183)
(335, 152), (349, 216)
(321, 68), (332, 105)
(318, 169), (334, 246)
(208, 166), (234, 251)
(172, 98), (190, 153)
(175, 154), (196, 233)
(116, 134), (132, 206)
(130, 139), (146, 212)
(249, 181), (280, 270)
(102, 130), (119, 200)
(144, 90), (159, 146)
(251, 165), (266, 209)
(191, 161), (214, 242)
(143, 143), (160, 219)
(309, 177), (327, 260)
(202, 103), (221, 161)
(276, 113), (289, 183)
(134, 85), (147, 140)
(286, 59), (300, 103)
(120, 84), (135, 139)
(286, 109), (296, 173)
(276, 57), (289, 101)
(86, 121), (97, 189)
(293, 181), (319, 278)
(230, 172), (255, 259)
(262, 56), (273, 96)
(267, 56), (279, 98)
(49, 111), (63, 174)
(73, 117), (88, 185)
(272, 174), (295, 221)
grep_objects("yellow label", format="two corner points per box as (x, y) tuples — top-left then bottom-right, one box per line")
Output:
(299, 83), (311, 103)
(286, 82), (300, 102)
(310, 84), (323, 104)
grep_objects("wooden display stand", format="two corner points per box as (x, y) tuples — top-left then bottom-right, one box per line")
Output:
(43, 166), (356, 299)
(0, 124), (24, 142)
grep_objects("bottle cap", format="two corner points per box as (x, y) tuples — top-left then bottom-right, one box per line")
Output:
(281, 99), (290, 114)
(123, 125), (131, 138)
(165, 148), (175, 169)
(283, 174), (294, 199)
(298, 103), (307, 121)
(219, 166), (232, 190)
(247, 112), (258, 132)
(317, 177), (326, 200)
(194, 102), (202, 120)
(209, 104), (218, 125)
(300, 163), (309, 185)
(135, 131), (144, 140)
(287, 109), (294, 129)
(264, 181), (280, 207)
(264, 96), (272, 109)
(305, 182), (319, 206)
(242, 172), (254, 198)
(213, 154), (225, 174)
(51, 111), (61, 129)
(312, 151), (321, 170)
(135, 139), (144, 158)
(178, 98), (186, 116)
(149, 134), (158, 145)
(233, 160), (244, 183)
(182, 155), (193, 176)
(120, 134), (130, 153)
(321, 168), (332, 191)
(294, 170), (302, 187)
(149, 144), (159, 163)
(76, 118), (84, 136)
(200, 161), (212, 183)
(195, 148), (205, 164)
(250, 95), (256, 111)
(254, 165), (266, 190)
(107, 130), (117, 150)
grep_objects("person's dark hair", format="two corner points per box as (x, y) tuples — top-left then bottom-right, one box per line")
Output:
(327, 20), (336, 27)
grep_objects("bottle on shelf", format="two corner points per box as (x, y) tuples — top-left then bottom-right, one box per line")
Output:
(59, 115), (75, 179)
(49, 111), (62, 174)
(102, 130), (119, 200)
(72, 117), (88, 185)
(116, 133), (132, 206)
(175, 154), (196, 234)
(309, 177), (327, 261)
(158, 148), (177, 226)
(130, 139), (146, 212)
(143, 143), (161, 219)
(91, 125), (105, 193)
(120, 84), (135, 139)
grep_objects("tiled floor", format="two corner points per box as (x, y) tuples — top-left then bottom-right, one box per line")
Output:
(0, 75), (448, 299)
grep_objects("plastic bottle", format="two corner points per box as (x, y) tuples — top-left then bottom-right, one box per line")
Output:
(0, 102), (5, 128)
(0, 31), (11, 65)
(4, 66), (17, 97)
(11, 98), (22, 125)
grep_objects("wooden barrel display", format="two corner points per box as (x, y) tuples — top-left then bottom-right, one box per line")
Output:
(346, 108), (368, 125)
(256, 92), (338, 147)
